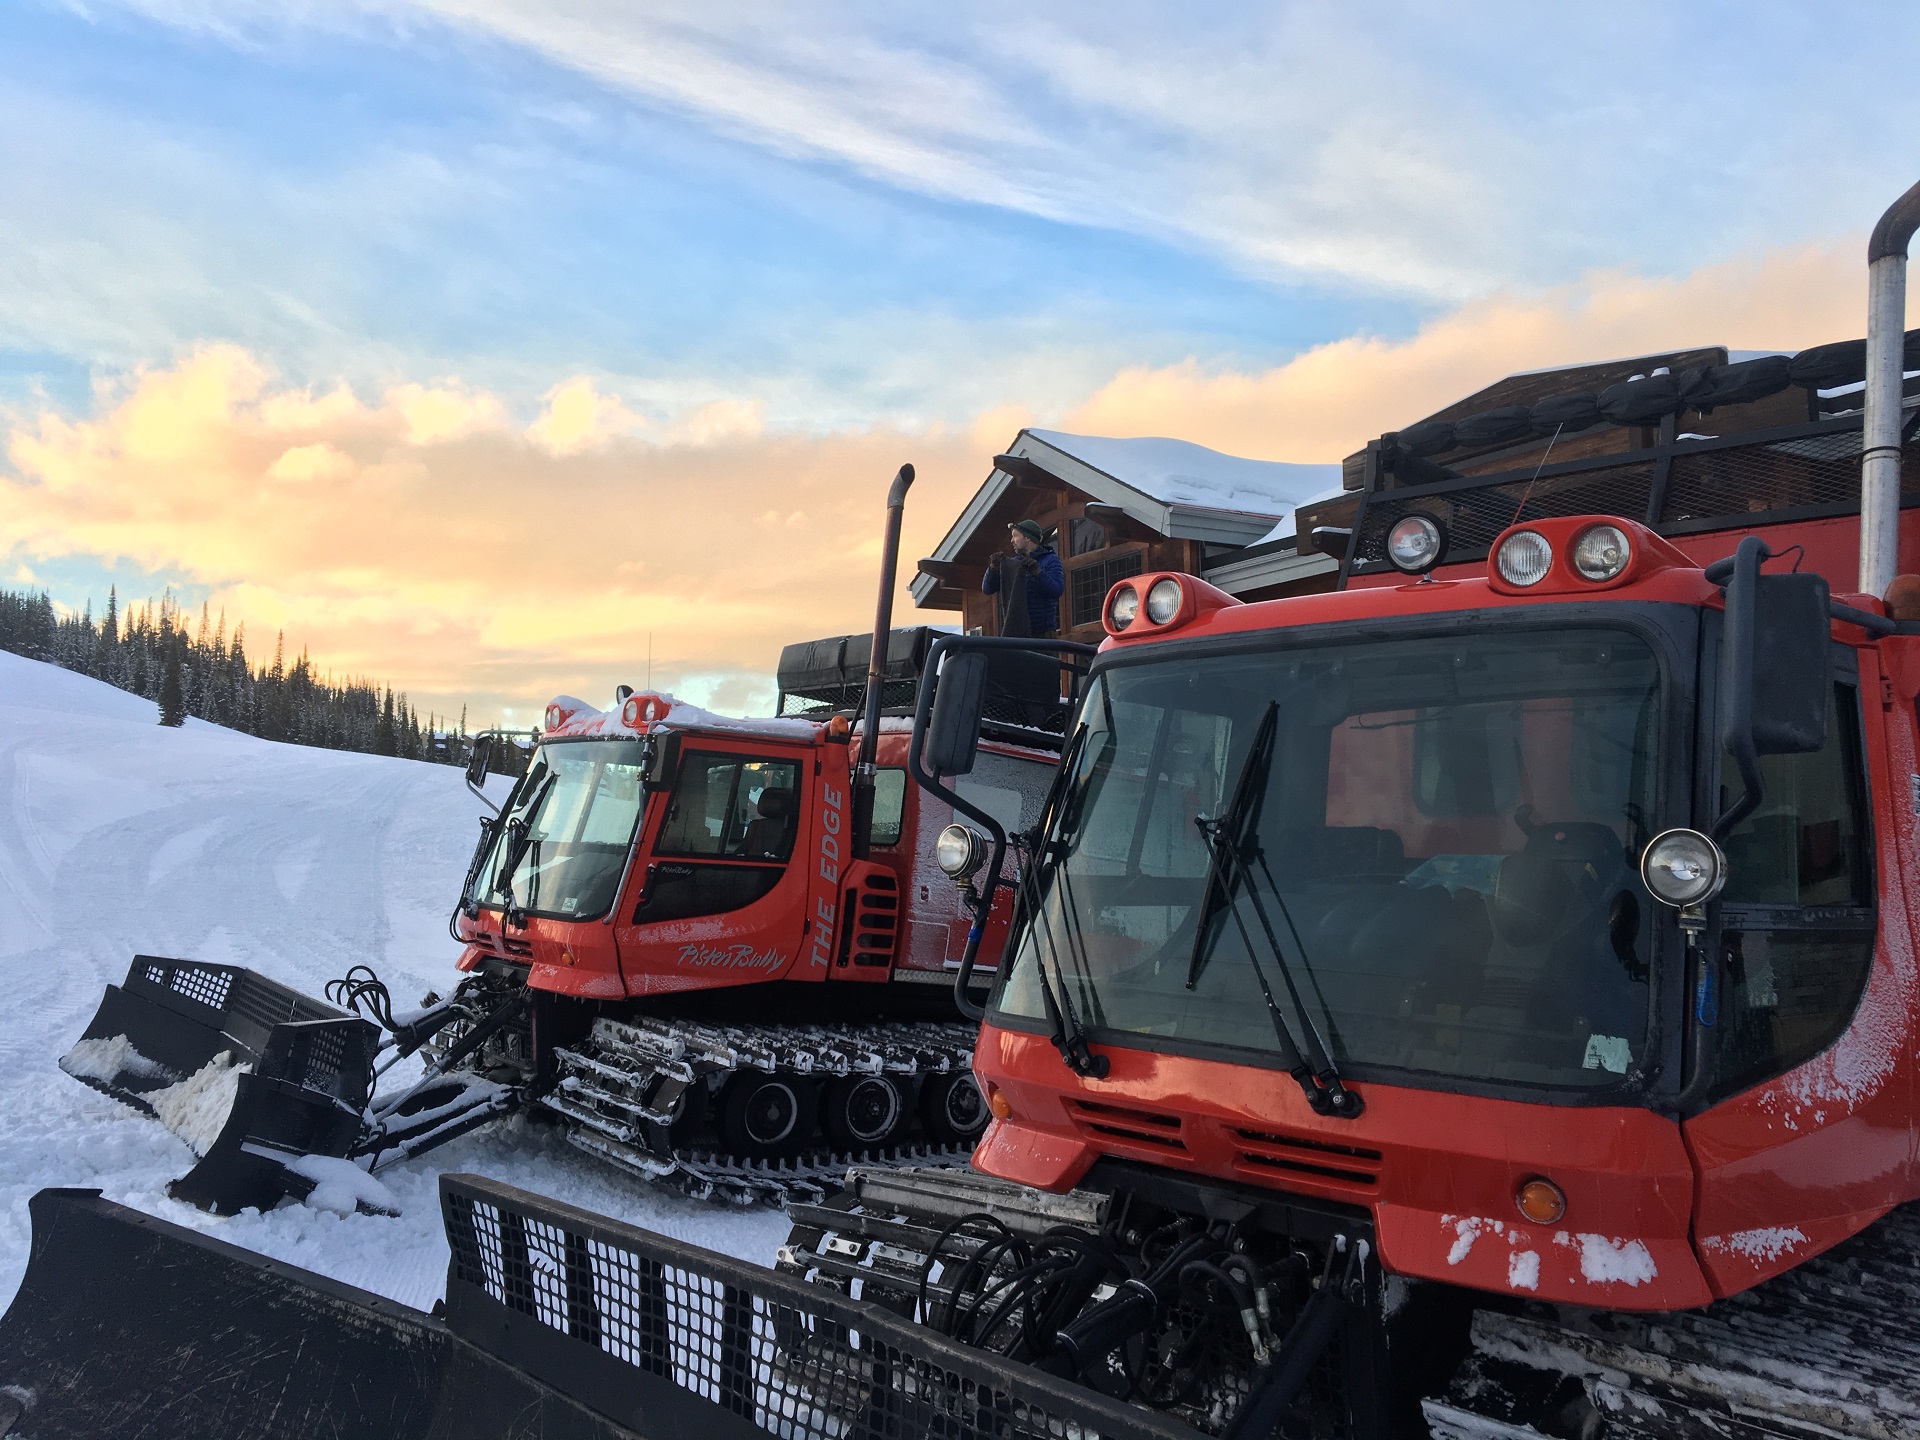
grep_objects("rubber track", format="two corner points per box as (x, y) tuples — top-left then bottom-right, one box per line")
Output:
(1426, 1201), (1920, 1438)
(536, 1015), (982, 1205)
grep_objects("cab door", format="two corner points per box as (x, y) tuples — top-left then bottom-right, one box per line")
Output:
(1683, 649), (1918, 1295)
(614, 741), (810, 992)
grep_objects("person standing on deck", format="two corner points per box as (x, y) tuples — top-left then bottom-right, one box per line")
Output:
(983, 520), (1064, 638)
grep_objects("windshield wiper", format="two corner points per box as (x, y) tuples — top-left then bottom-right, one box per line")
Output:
(1185, 702), (1362, 1119)
(495, 769), (556, 928)
(1016, 722), (1110, 1078)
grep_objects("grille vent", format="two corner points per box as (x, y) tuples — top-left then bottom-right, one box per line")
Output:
(1233, 1128), (1381, 1188)
(1069, 1099), (1188, 1151)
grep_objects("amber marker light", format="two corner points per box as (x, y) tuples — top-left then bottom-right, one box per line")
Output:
(1516, 1178), (1567, 1225)
(986, 1084), (1013, 1121)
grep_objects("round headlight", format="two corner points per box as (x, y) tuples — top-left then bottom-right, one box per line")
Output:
(935, 823), (985, 879)
(1640, 828), (1726, 908)
(544, 704), (563, 731)
(622, 696), (642, 726)
(1386, 514), (1448, 574)
(1107, 584), (1140, 630)
(1495, 530), (1554, 586)
(1145, 578), (1184, 625)
(1571, 524), (1632, 582)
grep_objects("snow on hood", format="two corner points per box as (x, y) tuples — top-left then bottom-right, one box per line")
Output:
(1026, 429), (1341, 520)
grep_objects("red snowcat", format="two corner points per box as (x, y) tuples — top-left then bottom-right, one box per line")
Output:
(58, 466), (1066, 1208)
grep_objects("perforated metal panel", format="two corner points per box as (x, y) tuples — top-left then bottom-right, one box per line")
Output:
(440, 1174), (1205, 1440)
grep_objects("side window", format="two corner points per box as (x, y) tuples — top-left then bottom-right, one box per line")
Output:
(655, 753), (802, 862)
(1714, 683), (1875, 1099)
(1719, 684), (1870, 906)
(870, 768), (908, 847)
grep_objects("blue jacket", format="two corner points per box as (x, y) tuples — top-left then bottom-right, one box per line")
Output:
(983, 544), (1064, 634)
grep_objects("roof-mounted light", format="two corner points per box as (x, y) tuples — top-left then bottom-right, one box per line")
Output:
(544, 703), (564, 731)
(1386, 514), (1449, 575)
(1144, 577), (1184, 624)
(1107, 584), (1140, 631)
(1571, 524), (1632, 582)
(1495, 530), (1553, 587)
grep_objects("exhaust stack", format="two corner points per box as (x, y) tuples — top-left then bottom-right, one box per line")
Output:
(852, 463), (915, 858)
(1862, 179), (1920, 598)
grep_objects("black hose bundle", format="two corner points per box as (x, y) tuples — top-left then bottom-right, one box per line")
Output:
(326, 965), (401, 1031)
(918, 1213), (1118, 1362)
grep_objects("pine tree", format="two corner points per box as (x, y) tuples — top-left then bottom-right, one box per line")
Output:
(375, 688), (397, 756)
(93, 585), (118, 679)
(157, 636), (185, 727)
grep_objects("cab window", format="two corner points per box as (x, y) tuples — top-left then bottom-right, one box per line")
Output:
(655, 753), (802, 862)
(871, 768), (908, 847)
(1713, 682), (1875, 1099)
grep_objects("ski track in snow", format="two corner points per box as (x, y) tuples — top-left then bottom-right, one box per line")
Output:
(0, 651), (789, 1315)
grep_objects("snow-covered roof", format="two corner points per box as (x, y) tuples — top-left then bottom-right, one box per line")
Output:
(911, 428), (1341, 606)
(1026, 431), (1341, 521)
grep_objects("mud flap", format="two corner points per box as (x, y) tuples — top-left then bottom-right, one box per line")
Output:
(62, 957), (381, 1215)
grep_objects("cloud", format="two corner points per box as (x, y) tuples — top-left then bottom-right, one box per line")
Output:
(526, 376), (645, 453)
(1064, 241), (1870, 463)
(1, 239), (1882, 723)
(2, 345), (984, 723)
(100, 1), (1920, 300)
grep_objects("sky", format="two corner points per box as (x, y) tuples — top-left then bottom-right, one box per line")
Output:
(3, 2), (1918, 724)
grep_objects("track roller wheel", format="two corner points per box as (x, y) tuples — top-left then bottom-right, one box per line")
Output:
(642, 1078), (708, 1151)
(719, 1072), (817, 1158)
(821, 1074), (910, 1150)
(918, 1072), (988, 1145)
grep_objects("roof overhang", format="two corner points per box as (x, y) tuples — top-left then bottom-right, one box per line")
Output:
(910, 429), (1286, 606)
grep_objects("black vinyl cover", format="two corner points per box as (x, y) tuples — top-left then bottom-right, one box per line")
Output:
(777, 627), (937, 698)
(1451, 405), (1534, 448)
(1597, 373), (1683, 425)
(1528, 391), (1602, 434)
(1678, 355), (1793, 412)
(1788, 338), (1868, 390)
(1397, 419), (1456, 457)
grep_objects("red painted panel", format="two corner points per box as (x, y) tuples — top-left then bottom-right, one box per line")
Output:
(1683, 648), (1920, 1296)
(971, 1026), (1710, 1310)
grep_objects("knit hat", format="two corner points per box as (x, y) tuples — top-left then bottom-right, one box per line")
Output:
(1010, 519), (1045, 544)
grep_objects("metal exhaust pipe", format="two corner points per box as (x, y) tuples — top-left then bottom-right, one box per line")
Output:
(1861, 179), (1920, 598)
(852, 463), (915, 857)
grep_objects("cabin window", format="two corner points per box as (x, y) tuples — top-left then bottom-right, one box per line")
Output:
(870, 768), (908, 847)
(1712, 682), (1876, 1101)
(655, 753), (802, 862)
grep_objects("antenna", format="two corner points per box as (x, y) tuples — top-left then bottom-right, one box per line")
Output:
(647, 632), (652, 690)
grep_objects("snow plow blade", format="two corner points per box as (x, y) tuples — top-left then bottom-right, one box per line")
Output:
(0, 1175), (1208, 1440)
(61, 955), (380, 1214)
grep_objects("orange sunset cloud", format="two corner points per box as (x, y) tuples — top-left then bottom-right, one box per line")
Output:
(2, 240), (1879, 722)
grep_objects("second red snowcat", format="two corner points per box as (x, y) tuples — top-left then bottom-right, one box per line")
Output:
(59, 466), (1071, 1208)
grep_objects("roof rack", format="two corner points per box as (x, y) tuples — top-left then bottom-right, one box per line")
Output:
(1297, 407), (1920, 585)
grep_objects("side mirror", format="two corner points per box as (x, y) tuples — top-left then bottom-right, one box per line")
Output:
(1744, 572), (1831, 755)
(464, 736), (493, 788)
(1716, 537), (1830, 837)
(645, 731), (683, 792)
(926, 651), (990, 776)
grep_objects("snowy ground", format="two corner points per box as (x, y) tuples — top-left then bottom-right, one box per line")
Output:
(0, 649), (788, 1314)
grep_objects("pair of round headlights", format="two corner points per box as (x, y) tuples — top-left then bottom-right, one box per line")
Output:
(1108, 577), (1184, 631)
(1495, 523), (1633, 587)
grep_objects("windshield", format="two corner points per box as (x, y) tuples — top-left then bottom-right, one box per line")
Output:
(998, 627), (1662, 1090)
(478, 739), (648, 921)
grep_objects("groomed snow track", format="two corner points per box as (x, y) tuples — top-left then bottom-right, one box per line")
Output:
(1427, 1202), (1920, 1439)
